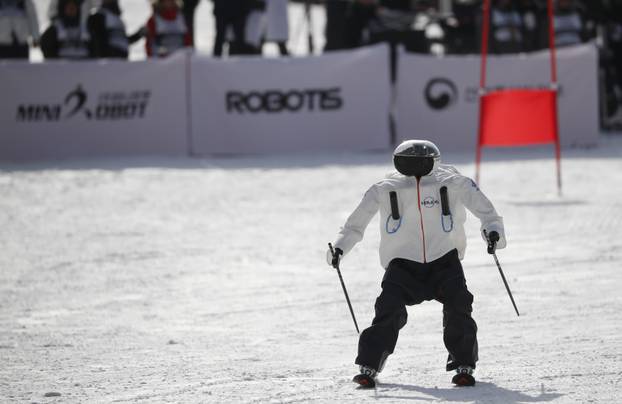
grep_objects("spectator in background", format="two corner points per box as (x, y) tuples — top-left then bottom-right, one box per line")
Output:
(368, 0), (418, 81)
(488, 0), (524, 54)
(245, 0), (266, 54)
(0, 0), (39, 59)
(343, 0), (377, 49)
(246, 0), (289, 55)
(518, 0), (542, 52)
(41, 0), (91, 59)
(88, 0), (137, 59)
(553, 0), (585, 47)
(445, 0), (479, 54)
(410, 0), (442, 53)
(607, 11), (622, 91)
(182, 0), (200, 44)
(344, 0), (427, 53)
(48, 0), (96, 42)
(324, 0), (349, 51)
(145, 0), (192, 58)
(369, 0), (417, 38)
(212, 0), (249, 57)
(602, 3), (622, 127)
(266, 0), (289, 55)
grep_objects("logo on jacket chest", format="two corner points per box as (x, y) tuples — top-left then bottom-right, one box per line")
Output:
(421, 197), (440, 208)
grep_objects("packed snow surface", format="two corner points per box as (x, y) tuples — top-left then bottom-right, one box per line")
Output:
(1, 138), (622, 403)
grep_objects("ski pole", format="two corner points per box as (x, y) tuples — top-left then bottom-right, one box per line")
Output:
(484, 231), (520, 317)
(328, 243), (360, 334)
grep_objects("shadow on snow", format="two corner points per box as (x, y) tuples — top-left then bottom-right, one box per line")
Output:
(373, 381), (563, 403)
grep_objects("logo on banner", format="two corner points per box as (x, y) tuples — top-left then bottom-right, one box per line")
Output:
(226, 88), (343, 114)
(16, 85), (151, 122)
(424, 78), (458, 110)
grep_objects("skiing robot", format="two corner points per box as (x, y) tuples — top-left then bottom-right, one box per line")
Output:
(327, 139), (506, 387)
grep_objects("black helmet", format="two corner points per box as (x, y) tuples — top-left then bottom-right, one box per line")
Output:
(393, 140), (441, 178)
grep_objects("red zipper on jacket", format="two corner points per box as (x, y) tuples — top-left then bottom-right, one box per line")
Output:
(416, 178), (427, 263)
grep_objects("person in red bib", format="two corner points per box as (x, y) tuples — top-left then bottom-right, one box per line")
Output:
(40, 0), (91, 59)
(0, 0), (40, 59)
(145, 0), (192, 58)
(88, 0), (133, 59)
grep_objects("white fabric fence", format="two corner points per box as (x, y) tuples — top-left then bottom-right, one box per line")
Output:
(0, 53), (189, 161)
(395, 43), (599, 152)
(189, 44), (391, 155)
(0, 43), (598, 161)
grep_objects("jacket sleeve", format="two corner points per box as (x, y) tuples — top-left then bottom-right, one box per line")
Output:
(145, 17), (156, 57)
(40, 25), (59, 59)
(81, 0), (93, 33)
(25, 0), (40, 42)
(48, 0), (58, 19)
(456, 177), (507, 249)
(87, 13), (106, 58)
(184, 31), (193, 47)
(333, 185), (380, 256)
(128, 26), (146, 44)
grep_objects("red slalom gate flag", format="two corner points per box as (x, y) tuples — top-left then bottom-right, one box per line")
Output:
(478, 89), (558, 147)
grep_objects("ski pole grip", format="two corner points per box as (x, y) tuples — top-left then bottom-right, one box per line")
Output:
(486, 231), (499, 254)
(440, 186), (450, 216)
(328, 243), (343, 269)
(389, 191), (400, 220)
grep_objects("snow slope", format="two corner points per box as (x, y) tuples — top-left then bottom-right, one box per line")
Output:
(1, 137), (622, 403)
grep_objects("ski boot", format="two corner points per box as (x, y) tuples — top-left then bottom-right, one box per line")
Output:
(352, 366), (377, 388)
(451, 366), (475, 387)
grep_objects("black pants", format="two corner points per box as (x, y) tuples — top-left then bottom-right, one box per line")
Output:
(183, 0), (201, 44)
(355, 249), (478, 372)
(213, 13), (248, 57)
(0, 44), (29, 59)
(324, 1), (348, 51)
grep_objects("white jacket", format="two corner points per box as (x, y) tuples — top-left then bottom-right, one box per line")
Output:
(0, 0), (39, 45)
(333, 165), (506, 268)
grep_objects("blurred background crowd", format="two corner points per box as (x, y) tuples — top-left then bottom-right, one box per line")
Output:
(1, 0), (621, 127)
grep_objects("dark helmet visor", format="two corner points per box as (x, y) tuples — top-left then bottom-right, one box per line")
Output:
(393, 155), (435, 177)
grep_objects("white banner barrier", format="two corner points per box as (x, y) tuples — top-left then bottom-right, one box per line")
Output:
(0, 44), (599, 161)
(0, 54), (189, 161)
(395, 44), (599, 151)
(190, 44), (392, 155)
